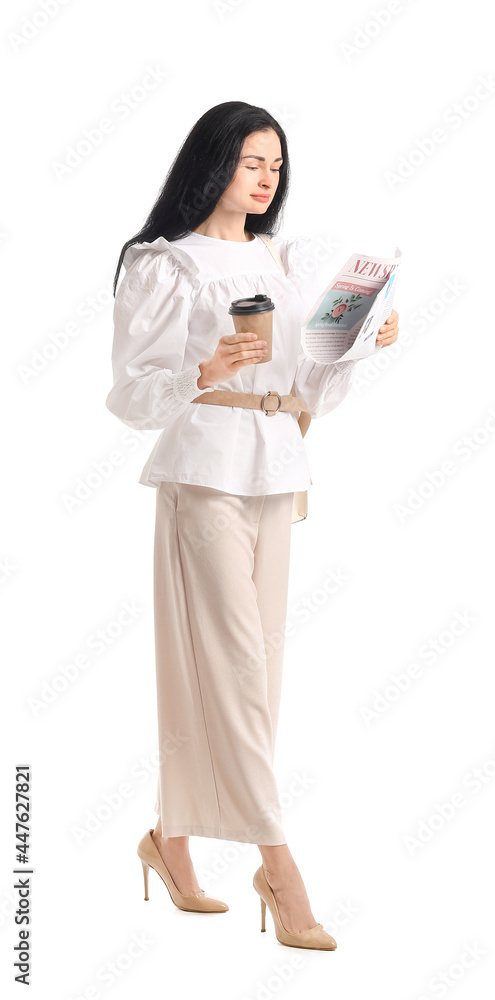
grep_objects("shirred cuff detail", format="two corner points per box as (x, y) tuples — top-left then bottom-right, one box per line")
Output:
(172, 364), (214, 403)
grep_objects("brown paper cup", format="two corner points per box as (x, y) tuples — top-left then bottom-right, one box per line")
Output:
(231, 310), (273, 363)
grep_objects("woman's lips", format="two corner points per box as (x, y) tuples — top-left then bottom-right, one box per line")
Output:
(251, 195), (270, 201)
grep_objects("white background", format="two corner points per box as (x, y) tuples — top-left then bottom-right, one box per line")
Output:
(2, 0), (494, 997)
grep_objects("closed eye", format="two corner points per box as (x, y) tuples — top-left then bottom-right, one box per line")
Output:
(246, 166), (281, 172)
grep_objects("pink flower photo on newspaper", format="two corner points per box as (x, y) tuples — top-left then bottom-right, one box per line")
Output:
(321, 292), (364, 324)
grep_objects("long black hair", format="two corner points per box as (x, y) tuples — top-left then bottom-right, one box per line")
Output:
(112, 101), (290, 296)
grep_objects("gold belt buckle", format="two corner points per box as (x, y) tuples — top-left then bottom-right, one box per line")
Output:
(260, 391), (282, 416)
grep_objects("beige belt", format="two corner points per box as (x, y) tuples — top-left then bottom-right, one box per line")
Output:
(191, 388), (311, 416)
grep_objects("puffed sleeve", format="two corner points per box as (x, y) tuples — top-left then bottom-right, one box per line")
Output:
(282, 238), (359, 420)
(105, 242), (214, 430)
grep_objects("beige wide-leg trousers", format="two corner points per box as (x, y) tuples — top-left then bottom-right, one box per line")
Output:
(152, 480), (294, 845)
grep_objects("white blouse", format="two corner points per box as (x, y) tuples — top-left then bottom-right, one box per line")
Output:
(105, 231), (358, 496)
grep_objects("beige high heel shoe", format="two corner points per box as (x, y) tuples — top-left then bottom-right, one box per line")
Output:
(137, 829), (229, 913)
(253, 865), (337, 950)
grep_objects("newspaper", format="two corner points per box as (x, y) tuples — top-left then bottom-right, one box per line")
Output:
(301, 247), (402, 364)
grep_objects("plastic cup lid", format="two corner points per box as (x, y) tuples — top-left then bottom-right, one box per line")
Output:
(228, 294), (275, 315)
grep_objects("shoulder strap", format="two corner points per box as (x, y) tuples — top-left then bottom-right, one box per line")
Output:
(258, 233), (311, 439)
(257, 233), (286, 275)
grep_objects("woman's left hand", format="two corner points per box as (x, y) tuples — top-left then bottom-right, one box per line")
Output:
(376, 308), (399, 347)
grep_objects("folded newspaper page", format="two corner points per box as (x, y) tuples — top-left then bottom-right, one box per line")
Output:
(301, 247), (402, 364)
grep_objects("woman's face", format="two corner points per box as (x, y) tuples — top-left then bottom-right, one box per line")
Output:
(219, 129), (282, 216)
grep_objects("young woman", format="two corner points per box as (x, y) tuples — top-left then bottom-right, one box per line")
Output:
(106, 101), (399, 950)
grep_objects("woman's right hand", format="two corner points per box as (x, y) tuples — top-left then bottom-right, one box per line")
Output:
(196, 332), (267, 388)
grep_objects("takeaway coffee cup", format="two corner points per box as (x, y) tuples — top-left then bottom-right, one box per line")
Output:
(228, 294), (275, 363)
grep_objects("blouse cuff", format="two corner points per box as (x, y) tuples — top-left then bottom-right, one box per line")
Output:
(172, 363), (215, 404)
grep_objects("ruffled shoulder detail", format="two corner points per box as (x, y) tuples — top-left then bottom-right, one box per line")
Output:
(122, 236), (201, 289)
(266, 234), (312, 278)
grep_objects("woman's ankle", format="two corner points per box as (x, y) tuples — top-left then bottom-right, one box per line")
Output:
(153, 830), (191, 854)
(258, 843), (294, 872)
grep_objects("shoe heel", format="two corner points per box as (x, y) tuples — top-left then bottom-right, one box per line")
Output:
(141, 859), (150, 900)
(260, 896), (266, 932)
(137, 829), (229, 912)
